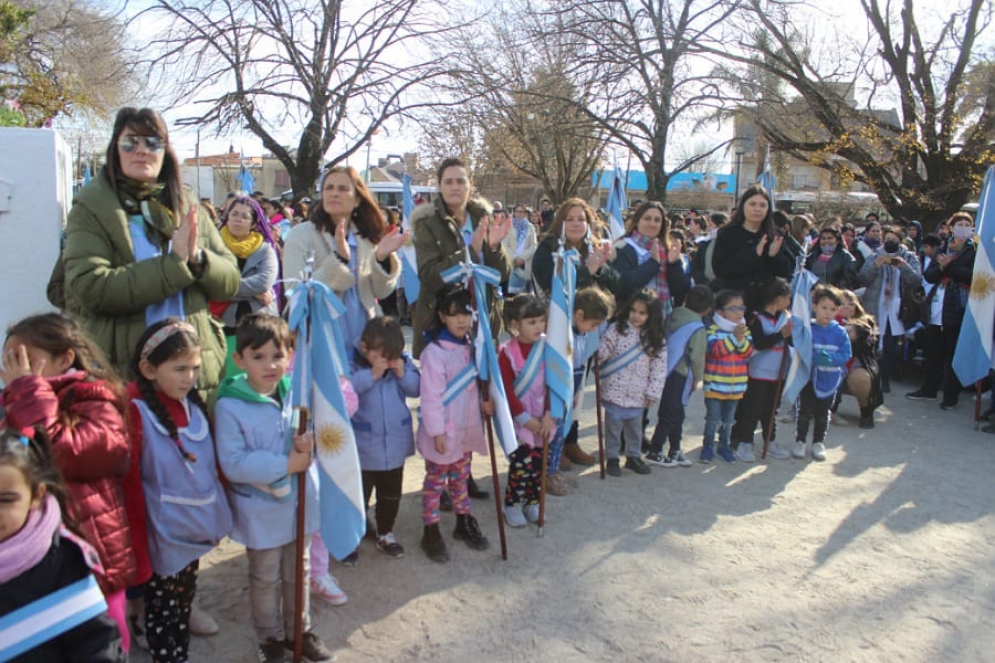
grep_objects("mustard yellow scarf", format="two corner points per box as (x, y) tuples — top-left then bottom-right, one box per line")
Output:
(221, 227), (264, 259)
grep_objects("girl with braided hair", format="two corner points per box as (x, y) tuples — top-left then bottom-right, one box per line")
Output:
(124, 318), (231, 663)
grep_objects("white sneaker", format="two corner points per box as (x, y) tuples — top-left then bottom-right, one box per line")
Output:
(766, 442), (790, 460)
(811, 442), (827, 461)
(523, 504), (540, 523)
(736, 442), (756, 463)
(672, 451), (693, 467)
(504, 505), (527, 528)
(310, 574), (348, 606)
(792, 441), (807, 459)
(189, 604), (219, 636)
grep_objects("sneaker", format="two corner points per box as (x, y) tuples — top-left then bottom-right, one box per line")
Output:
(625, 456), (651, 475)
(716, 445), (736, 463)
(766, 442), (790, 460)
(375, 532), (405, 558)
(940, 400), (958, 411)
(698, 445), (714, 464)
(792, 441), (807, 459)
(545, 472), (572, 496)
(189, 604), (220, 636)
(523, 504), (540, 523)
(736, 442), (756, 463)
(906, 389), (938, 401)
(811, 442), (827, 461)
(283, 631), (335, 662)
(340, 549), (358, 567)
(670, 450), (693, 467)
(309, 574), (348, 606)
(259, 639), (288, 663)
(645, 452), (667, 466)
(606, 458), (622, 477)
(504, 504), (527, 528)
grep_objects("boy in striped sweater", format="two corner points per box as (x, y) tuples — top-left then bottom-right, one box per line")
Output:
(700, 290), (754, 463)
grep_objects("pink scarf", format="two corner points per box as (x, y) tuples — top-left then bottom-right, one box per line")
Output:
(0, 494), (60, 583)
(629, 232), (673, 319)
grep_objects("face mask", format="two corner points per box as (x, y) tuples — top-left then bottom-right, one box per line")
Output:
(953, 226), (973, 241)
(820, 244), (835, 254)
(883, 240), (900, 254)
(863, 236), (881, 249)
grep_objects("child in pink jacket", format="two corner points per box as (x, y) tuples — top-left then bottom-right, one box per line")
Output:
(416, 285), (492, 563)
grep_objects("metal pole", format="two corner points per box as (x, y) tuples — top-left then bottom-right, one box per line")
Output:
(195, 126), (201, 202)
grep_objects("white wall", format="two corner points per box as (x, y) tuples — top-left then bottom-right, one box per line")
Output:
(0, 128), (72, 336)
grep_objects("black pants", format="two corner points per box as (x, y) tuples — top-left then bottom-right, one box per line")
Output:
(731, 378), (779, 446)
(797, 383), (832, 444)
(941, 323), (964, 404)
(145, 560), (199, 663)
(916, 324), (945, 395)
(362, 467), (404, 535)
(649, 371), (689, 455)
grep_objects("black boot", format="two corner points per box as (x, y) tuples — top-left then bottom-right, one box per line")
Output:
(440, 490), (453, 512)
(453, 514), (490, 551)
(467, 474), (489, 499)
(859, 407), (875, 429)
(421, 523), (450, 563)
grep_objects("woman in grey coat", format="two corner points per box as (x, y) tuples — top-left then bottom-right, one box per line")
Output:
(213, 196), (279, 333)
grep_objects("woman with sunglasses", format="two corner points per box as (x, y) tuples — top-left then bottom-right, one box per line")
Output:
(62, 108), (240, 396)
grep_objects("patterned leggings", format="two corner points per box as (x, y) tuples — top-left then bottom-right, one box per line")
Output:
(505, 444), (545, 507)
(145, 560), (198, 663)
(423, 452), (471, 524)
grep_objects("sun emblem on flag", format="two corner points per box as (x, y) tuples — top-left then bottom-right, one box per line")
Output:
(317, 424), (347, 454)
(971, 272), (995, 300)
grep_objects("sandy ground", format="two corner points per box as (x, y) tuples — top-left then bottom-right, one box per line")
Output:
(131, 372), (995, 663)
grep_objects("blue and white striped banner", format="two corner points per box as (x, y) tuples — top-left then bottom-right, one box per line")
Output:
(782, 269), (818, 404)
(0, 575), (107, 661)
(440, 258), (518, 456)
(545, 246), (578, 439)
(288, 280), (366, 561)
(399, 173), (420, 303)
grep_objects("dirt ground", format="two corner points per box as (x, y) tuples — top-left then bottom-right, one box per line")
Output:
(132, 373), (995, 662)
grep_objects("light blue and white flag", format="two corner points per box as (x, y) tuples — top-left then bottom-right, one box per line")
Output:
(82, 162), (91, 186)
(757, 144), (777, 210)
(399, 173), (420, 303)
(288, 280), (365, 561)
(237, 152), (255, 194)
(605, 167), (628, 240)
(440, 255), (518, 456)
(782, 268), (819, 404)
(545, 243), (578, 439)
(953, 165), (995, 386)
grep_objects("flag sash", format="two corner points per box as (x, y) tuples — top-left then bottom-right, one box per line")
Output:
(598, 341), (643, 381)
(513, 337), (546, 399)
(443, 362), (479, 406)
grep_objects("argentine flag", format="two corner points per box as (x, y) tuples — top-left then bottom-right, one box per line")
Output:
(440, 258), (518, 456)
(288, 280), (365, 561)
(953, 165), (995, 386)
(757, 144), (777, 209)
(545, 245), (578, 439)
(605, 167), (628, 240)
(782, 269), (819, 403)
(399, 173), (420, 303)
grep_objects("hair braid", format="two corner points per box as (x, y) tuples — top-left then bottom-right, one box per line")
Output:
(136, 374), (197, 462)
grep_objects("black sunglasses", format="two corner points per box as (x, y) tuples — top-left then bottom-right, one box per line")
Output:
(119, 135), (165, 153)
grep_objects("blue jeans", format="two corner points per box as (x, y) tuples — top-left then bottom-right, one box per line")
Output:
(704, 398), (739, 449)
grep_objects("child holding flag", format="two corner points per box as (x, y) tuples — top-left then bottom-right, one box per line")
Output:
(499, 294), (554, 527)
(793, 286), (852, 461)
(417, 285), (492, 562)
(214, 314), (335, 663)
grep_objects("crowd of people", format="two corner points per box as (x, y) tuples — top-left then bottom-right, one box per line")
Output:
(0, 107), (988, 663)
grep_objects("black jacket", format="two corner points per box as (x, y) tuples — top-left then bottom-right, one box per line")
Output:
(532, 235), (621, 297)
(610, 239), (691, 307)
(804, 247), (859, 289)
(711, 225), (795, 311)
(924, 240), (976, 328)
(0, 531), (125, 663)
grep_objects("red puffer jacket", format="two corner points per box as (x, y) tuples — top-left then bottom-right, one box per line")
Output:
(2, 371), (136, 594)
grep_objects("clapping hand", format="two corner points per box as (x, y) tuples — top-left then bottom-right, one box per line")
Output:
(376, 225), (408, 261)
(488, 212), (512, 248)
(172, 204), (200, 262)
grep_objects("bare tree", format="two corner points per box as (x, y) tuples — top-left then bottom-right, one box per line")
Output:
(531, 0), (740, 202)
(1, 0), (134, 126)
(138, 0), (459, 199)
(712, 0), (995, 226)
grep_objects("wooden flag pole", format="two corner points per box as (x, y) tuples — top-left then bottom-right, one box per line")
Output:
(762, 349), (792, 460)
(292, 406), (310, 663)
(594, 355), (606, 480)
(481, 384), (508, 560)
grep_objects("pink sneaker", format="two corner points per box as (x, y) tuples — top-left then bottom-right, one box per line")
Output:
(310, 574), (348, 606)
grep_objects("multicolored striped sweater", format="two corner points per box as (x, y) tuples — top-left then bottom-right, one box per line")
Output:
(704, 318), (754, 400)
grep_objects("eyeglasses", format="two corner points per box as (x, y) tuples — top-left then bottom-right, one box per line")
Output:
(119, 135), (165, 153)
(723, 305), (747, 313)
